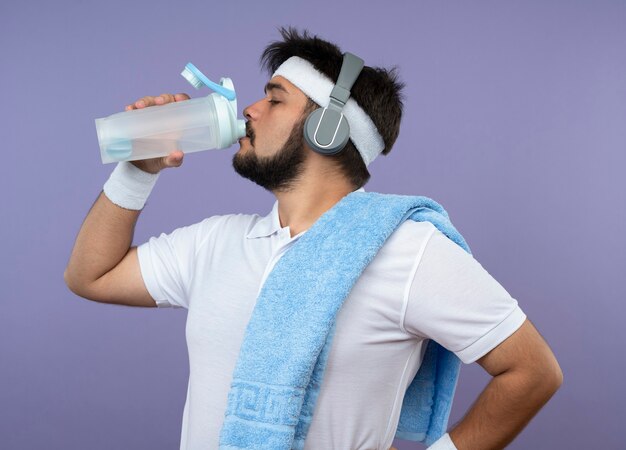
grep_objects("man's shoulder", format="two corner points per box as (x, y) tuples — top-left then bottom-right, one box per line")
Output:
(157, 211), (261, 243)
(191, 211), (263, 232)
(377, 220), (438, 255)
(192, 211), (266, 241)
(389, 219), (438, 241)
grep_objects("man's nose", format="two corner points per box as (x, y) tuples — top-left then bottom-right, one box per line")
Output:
(243, 98), (264, 121)
(243, 105), (253, 121)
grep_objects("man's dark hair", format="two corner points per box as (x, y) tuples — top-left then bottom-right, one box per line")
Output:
(260, 26), (405, 189)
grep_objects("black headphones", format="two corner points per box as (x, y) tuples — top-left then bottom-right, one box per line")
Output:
(303, 52), (364, 156)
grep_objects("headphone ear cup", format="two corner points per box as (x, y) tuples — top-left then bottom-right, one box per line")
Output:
(304, 107), (350, 156)
(304, 108), (324, 152)
(333, 118), (350, 152)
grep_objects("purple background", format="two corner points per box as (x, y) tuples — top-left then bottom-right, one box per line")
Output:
(1, 1), (624, 449)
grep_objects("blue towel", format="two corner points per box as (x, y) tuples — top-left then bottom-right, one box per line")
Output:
(218, 191), (472, 449)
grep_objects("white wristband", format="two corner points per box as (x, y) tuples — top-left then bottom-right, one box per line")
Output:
(427, 433), (458, 450)
(103, 162), (160, 210)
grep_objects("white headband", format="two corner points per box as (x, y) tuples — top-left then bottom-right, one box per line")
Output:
(272, 56), (384, 167)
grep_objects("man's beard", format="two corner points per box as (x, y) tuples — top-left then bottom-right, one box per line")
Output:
(231, 117), (308, 193)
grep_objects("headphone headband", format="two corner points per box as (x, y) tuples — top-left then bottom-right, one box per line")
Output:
(330, 53), (364, 106)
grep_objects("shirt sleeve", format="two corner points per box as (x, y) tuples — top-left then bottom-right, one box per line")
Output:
(136, 216), (221, 309)
(402, 225), (527, 364)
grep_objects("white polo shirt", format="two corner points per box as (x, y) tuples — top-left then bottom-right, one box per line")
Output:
(136, 188), (526, 450)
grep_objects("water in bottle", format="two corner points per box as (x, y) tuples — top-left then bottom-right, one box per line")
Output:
(95, 62), (246, 164)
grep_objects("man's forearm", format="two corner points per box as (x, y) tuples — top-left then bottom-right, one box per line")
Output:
(64, 191), (141, 290)
(447, 368), (562, 450)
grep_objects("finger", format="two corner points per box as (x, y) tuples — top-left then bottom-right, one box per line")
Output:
(174, 93), (191, 102)
(165, 150), (184, 167)
(135, 96), (155, 108)
(125, 104), (134, 111)
(155, 93), (176, 105)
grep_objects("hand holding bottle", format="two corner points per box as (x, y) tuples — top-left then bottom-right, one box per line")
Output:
(122, 93), (190, 174)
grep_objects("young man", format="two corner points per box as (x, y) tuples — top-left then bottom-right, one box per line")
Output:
(65, 27), (562, 450)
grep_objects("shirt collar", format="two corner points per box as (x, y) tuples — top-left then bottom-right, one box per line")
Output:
(246, 187), (366, 239)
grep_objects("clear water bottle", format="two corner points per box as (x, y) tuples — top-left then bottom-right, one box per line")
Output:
(95, 63), (247, 164)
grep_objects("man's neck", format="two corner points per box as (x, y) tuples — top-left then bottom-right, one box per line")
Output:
(274, 181), (357, 238)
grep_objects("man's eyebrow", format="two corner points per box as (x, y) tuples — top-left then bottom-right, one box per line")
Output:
(264, 81), (289, 94)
